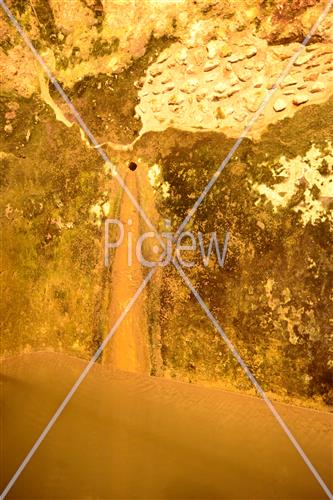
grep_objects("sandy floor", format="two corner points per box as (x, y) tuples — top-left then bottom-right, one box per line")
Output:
(1, 352), (332, 499)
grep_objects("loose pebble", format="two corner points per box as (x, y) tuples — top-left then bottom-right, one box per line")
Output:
(205, 72), (218, 82)
(293, 94), (309, 105)
(229, 74), (239, 86)
(246, 46), (257, 58)
(294, 53), (313, 66)
(163, 83), (175, 92)
(310, 81), (325, 93)
(253, 76), (264, 88)
(256, 61), (265, 71)
(204, 60), (220, 72)
(214, 82), (228, 94)
(245, 96), (262, 113)
(245, 61), (254, 70)
(280, 75), (298, 88)
(227, 85), (240, 97)
(228, 53), (245, 63)
(207, 41), (218, 59)
(273, 99), (287, 112)
(236, 68), (252, 82)
(306, 44), (319, 52)
(306, 60), (320, 69)
(180, 79), (199, 93)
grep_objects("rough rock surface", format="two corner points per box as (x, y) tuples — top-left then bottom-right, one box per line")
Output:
(136, 37), (333, 138)
(1, 0), (333, 102)
(1, 0), (333, 409)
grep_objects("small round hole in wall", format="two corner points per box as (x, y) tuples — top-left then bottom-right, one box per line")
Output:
(128, 161), (137, 171)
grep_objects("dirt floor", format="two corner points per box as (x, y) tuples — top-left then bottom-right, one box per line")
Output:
(103, 167), (150, 373)
(1, 352), (332, 499)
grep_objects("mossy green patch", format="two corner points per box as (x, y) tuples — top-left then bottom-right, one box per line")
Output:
(149, 98), (333, 406)
(0, 94), (119, 359)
